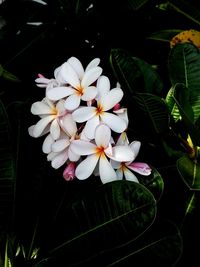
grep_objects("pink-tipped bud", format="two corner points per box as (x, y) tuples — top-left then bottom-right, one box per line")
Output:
(38, 73), (45, 78)
(113, 103), (120, 111)
(63, 162), (76, 181)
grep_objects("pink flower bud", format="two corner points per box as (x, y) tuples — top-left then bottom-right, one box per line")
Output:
(113, 103), (121, 111)
(38, 73), (45, 78)
(63, 162), (76, 181)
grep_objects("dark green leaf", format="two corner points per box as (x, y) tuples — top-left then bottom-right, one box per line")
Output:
(147, 29), (182, 43)
(177, 155), (200, 190)
(132, 93), (170, 135)
(48, 181), (156, 266)
(127, 0), (149, 10)
(0, 65), (20, 83)
(110, 49), (163, 96)
(169, 43), (200, 122)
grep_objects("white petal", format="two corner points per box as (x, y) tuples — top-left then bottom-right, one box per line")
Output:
(95, 124), (111, 148)
(51, 150), (69, 169)
(114, 108), (129, 126)
(109, 145), (134, 162)
(60, 114), (77, 137)
(101, 88), (123, 111)
(31, 101), (52, 115)
(70, 140), (96, 155)
(47, 151), (57, 161)
(110, 159), (121, 169)
(64, 94), (81, 110)
(56, 99), (67, 116)
(68, 147), (80, 161)
(60, 62), (80, 88)
(124, 167), (139, 182)
(85, 58), (100, 72)
(116, 132), (129, 146)
(50, 119), (60, 140)
(67, 57), (84, 79)
(99, 156), (117, 184)
(84, 116), (99, 139)
(47, 87), (74, 101)
(81, 86), (97, 101)
(101, 112), (126, 133)
(116, 169), (123, 180)
(42, 134), (54, 153)
(72, 106), (96, 123)
(28, 125), (35, 137)
(75, 154), (99, 180)
(33, 115), (54, 137)
(81, 67), (102, 88)
(129, 141), (141, 158)
(96, 75), (110, 98)
(52, 138), (70, 152)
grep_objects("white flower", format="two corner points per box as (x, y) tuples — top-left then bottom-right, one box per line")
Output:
(111, 133), (152, 182)
(47, 131), (80, 169)
(72, 86), (127, 139)
(46, 57), (102, 110)
(70, 124), (134, 184)
(29, 98), (69, 140)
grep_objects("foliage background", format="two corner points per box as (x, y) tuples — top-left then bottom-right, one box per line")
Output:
(1, 0), (200, 266)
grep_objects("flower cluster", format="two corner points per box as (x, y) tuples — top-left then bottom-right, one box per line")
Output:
(28, 57), (151, 183)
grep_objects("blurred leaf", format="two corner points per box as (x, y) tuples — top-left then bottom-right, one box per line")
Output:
(0, 65), (20, 83)
(167, 0), (200, 26)
(127, 0), (149, 10)
(169, 43), (200, 122)
(177, 155), (200, 190)
(0, 100), (16, 231)
(147, 29), (182, 43)
(48, 181), (156, 266)
(110, 49), (163, 96)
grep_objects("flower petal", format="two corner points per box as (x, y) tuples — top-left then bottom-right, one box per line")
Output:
(75, 154), (99, 180)
(68, 147), (80, 161)
(101, 88), (123, 111)
(101, 112), (126, 133)
(124, 167), (139, 182)
(52, 138), (70, 152)
(72, 106), (96, 123)
(60, 62), (80, 88)
(109, 145), (134, 162)
(84, 115), (99, 139)
(81, 86), (97, 101)
(70, 140), (96, 155)
(60, 114), (77, 137)
(47, 86), (74, 101)
(128, 162), (152, 176)
(85, 58), (100, 72)
(99, 156), (117, 184)
(116, 169), (123, 180)
(95, 123), (111, 148)
(96, 75), (110, 98)
(129, 141), (141, 158)
(50, 119), (60, 140)
(64, 94), (81, 110)
(31, 101), (52, 115)
(33, 115), (54, 137)
(42, 133), (54, 153)
(81, 67), (102, 88)
(51, 150), (69, 169)
(67, 57), (84, 79)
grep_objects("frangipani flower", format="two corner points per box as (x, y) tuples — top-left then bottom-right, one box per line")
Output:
(111, 133), (151, 182)
(63, 162), (76, 181)
(70, 124), (134, 184)
(29, 98), (70, 140)
(72, 87), (127, 139)
(47, 57), (102, 111)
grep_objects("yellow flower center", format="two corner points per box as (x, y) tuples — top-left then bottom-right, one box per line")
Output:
(75, 86), (84, 96)
(95, 104), (104, 115)
(95, 146), (106, 158)
(51, 106), (58, 116)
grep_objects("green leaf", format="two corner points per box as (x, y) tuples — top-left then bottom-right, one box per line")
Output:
(0, 100), (16, 231)
(110, 49), (163, 96)
(139, 167), (164, 202)
(165, 86), (181, 122)
(177, 155), (200, 190)
(127, 0), (149, 10)
(0, 65), (20, 83)
(48, 181), (156, 266)
(168, 43), (200, 122)
(132, 93), (170, 135)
